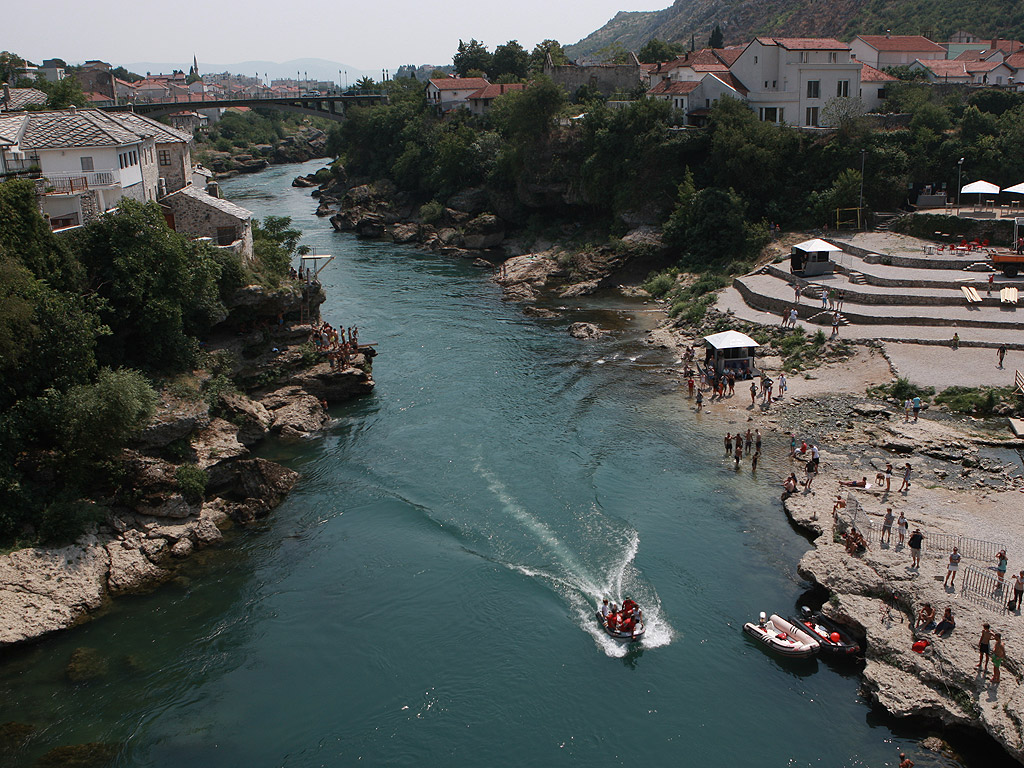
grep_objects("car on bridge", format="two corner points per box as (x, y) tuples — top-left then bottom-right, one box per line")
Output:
(300, 90), (321, 97)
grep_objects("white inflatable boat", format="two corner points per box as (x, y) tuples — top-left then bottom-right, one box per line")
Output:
(742, 612), (820, 658)
(596, 611), (646, 642)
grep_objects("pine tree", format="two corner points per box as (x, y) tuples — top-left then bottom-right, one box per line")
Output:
(709, 25), (724, 49)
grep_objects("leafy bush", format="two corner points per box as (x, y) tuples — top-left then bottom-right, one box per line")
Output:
(419, 200), (443, 224)
(642, 269), (678, 298)
(935, 386), (1014, 416)
(175, 464), (208, 503)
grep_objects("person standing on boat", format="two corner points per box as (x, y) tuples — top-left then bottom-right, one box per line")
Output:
(601, 599), (611, 620)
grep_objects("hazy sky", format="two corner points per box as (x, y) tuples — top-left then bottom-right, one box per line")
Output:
(10, 0), (656, 72)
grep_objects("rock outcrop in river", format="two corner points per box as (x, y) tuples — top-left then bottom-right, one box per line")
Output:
(0, 280), (375, 647)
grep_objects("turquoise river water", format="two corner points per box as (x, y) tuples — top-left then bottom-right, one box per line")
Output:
(0, 159), (1015, 768)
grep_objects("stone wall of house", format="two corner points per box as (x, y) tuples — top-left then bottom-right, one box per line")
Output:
(164, 192), (254, 261)
(158, 141), (191, 194)
(544, 61), (646, 97)
(122, 182), (146, 203)
(140, 138), (159, 201)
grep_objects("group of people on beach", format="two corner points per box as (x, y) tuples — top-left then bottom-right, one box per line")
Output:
(312, 321), (360, 370)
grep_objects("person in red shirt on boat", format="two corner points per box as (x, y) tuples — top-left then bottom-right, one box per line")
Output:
(606, 606), (619, 631)
(621, 598), (638, 617)
(619, 614), (635, 634)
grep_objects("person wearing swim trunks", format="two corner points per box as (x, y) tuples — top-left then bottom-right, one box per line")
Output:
(990, 633), (1004, 684)
(976, 624), (992, 674)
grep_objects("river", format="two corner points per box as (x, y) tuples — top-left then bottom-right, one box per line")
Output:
(0, 159), (1014, 768)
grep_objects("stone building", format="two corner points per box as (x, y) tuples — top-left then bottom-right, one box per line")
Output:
(543, 52), (648, 97)
(160, 184), (254, 261)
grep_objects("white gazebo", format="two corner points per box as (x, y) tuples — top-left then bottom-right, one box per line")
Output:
(703, 330), (760, 378)
(790, 238), (842, 277)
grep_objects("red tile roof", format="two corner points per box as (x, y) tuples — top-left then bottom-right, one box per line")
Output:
(647, 80), (701, 96)
(859, 63), (898, 82)
(917, 60), (971, 78)
(468, 83), (526, 100)
(428, 77), (489, 92)
(756, 37), (850, 50)
(709, 72), (748, 96)
(1006, 51), (1024, 70)
(717, 47), (744, 66)
(856, 35), (945, 53)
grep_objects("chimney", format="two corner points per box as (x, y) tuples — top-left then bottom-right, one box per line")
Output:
(2, 83), (9, 106)
(886, 29), (891, 38)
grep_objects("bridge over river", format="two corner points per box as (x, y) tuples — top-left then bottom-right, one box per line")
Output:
(100, 91), (387, 122)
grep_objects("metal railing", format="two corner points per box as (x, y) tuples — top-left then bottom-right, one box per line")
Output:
(842, 495), (1006, 562)
(960, 563), (1010, 613)
(43, 170), (117, 193)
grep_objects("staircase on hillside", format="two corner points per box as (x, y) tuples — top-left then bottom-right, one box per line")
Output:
(873, 212), (903, 231)
(847, 271), (867, 285)
(807, 310), (850, 326)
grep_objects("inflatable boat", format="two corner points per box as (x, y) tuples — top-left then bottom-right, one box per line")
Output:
(743, 612), (819, 658)
(596, 611), (646, 642)
(792, 607), (861, 658)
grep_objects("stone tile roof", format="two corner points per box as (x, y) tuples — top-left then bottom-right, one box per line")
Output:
(427, 77), (490, 92)
(0, 108), (191, 151)
(859, 63), (898, 82)
(856, 35), (945, 53)
(0, 87), (48, 111)
(757, 37), (850, 50)
(105, 111), (192, 143)
(163, 184), (252, 221)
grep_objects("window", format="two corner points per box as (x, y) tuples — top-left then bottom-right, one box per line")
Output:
(80, 156), (94, 171)
(806, 80), (820, 99)
(216, 226), (237, 246)
(158, 149), (171, 166)
(836, 80), (849, 97)
(759, 107), (779, 123)
(118, 153), (125, 169)
(754, 56), (758, 64)
(800, 52), (808, 63)
(806, 106), (819, 126)
(829, 52), (838, 63)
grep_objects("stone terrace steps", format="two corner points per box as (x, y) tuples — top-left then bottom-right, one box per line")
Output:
(735, 273), (1024, 331)
(716, 286), (1024, 348)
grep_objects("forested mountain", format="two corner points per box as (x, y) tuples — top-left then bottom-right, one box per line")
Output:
(565, 0), (1024, 59)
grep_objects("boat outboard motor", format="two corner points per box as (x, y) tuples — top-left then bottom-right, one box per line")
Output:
(801, 606), (812, 619)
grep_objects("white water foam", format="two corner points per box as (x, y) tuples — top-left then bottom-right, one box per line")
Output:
(475, 465), (673, 657)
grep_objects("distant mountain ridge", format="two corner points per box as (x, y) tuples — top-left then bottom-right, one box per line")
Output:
(565, 0), (1024, 59)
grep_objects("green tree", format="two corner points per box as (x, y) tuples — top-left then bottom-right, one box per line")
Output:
(253, 215), (306, 280)
(40, 75), (87, 109)
(74, 199), (223, 372)
(637, 39), (683, 64)
(353, 76), (377, 91)
(110, 65), (142, 83)
(491, 40), (530, 81)
(58, 367), (157, 461)
(529, 40), (568, 72)
(708, 25), (725, 49)
(453, 39), (493, 77)
(0, 51), (26, 84)
(594, 42), (633, 64)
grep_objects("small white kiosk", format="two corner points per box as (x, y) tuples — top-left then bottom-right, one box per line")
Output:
(703, 330), (760, 379)
(790, 238), (841, 277)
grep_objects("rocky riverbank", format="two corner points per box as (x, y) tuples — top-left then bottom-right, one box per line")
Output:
(201, 126), (330, 178)
(647, 316), (1024, 763)
(0, 279), (374, 647)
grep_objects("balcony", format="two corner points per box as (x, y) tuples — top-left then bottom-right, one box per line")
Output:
(42, 170), (118, 194)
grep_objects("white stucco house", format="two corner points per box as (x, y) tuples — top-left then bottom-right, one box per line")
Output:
(646, 72), (748, 124)
(849, 35), (946, 70)
(728, 37), (862, 127)
(858, 63), (898, 111)
(425, 77), (490, 112)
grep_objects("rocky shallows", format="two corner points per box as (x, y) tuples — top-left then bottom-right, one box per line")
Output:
(0, 279), (374, 647)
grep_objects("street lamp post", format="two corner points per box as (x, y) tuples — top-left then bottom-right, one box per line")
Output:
(957, 157), (964, 215)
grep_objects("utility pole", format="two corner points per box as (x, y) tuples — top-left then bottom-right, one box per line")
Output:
(858, 149), (866, 229)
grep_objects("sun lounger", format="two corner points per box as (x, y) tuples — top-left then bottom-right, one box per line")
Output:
(1000, 287), (1018, 305)
(960, 286), (981, 303)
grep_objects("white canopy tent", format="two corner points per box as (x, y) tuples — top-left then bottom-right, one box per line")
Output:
(960, 180), (1001, 211)
(1004, 182), (1024, 195)
(790, 238), (842, 277)
(703, 331), (760, 378)
(792, 238), (842, 253)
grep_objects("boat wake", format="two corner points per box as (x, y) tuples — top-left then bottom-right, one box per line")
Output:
(475, 464), (673, 658)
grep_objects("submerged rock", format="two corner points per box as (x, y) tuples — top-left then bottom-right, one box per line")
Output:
(569, 322), (607, 340)
(66, 647), (109, 683)
(33, 742), (117, 768)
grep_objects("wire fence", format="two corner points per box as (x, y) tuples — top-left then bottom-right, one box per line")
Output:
(960, 564), (1011, 613)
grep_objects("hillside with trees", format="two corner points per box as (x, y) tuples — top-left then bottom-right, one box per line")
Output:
(565, 0), (1024, 59)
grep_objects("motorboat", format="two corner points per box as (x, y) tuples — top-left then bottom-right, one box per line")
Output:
(596, 603), (646, 642)
(743, 612), (819, 658)
(792, 606), (861, 658)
